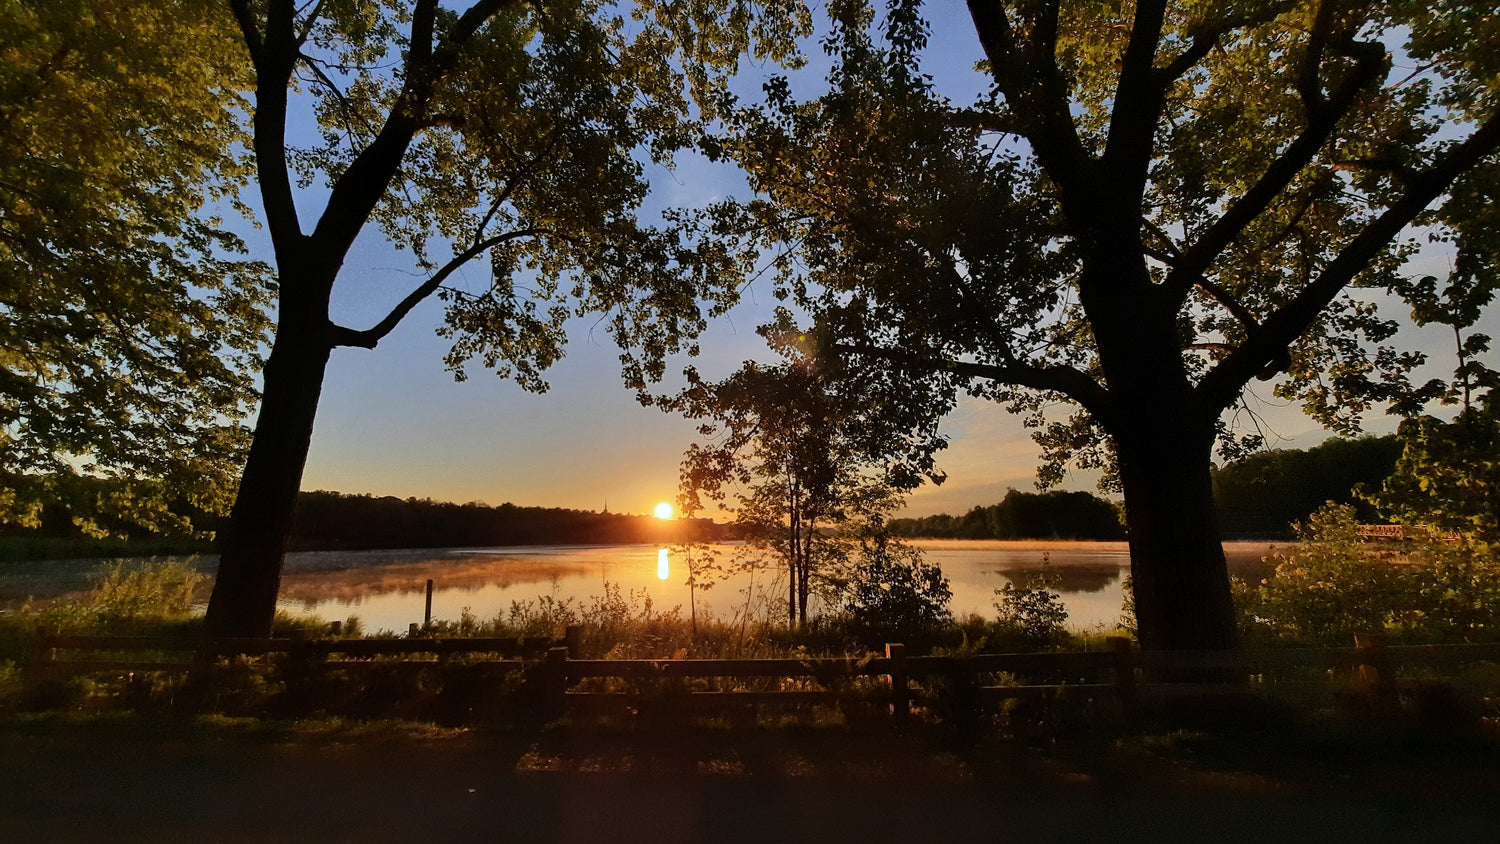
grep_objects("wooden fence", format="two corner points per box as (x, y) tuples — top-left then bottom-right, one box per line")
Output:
(25, 627), (1500, 722)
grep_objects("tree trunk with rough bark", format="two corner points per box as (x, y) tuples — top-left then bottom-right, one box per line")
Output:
(1117, 427), (1237, 652)
(204, 319), (333, 638)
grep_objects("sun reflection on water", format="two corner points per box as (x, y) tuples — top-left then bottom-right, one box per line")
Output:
(656, 547), (669, 580)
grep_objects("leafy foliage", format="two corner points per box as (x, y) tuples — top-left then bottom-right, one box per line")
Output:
(0, 0), (272, 535)
(1238, 504), (1500, 645)
(992, 557), (1070, 650)
(836, 533), (952, 640)
(1212, 436), (1402, 538)
(1367, 397), (1500, 543)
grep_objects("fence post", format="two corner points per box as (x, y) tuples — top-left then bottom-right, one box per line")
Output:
(329, 620), (342, 638)
(409, 622), (420, 638)
(25, 627), (58, 694)
(544, 646), (570, 721)
(886, 643), (908, 726)
(424, 579), (434, 626)
(1355, 633), (1397, 717)
(286, 627), (312, 712)
(564, 624), (582, 660)
(1107, 636), (1137, 721)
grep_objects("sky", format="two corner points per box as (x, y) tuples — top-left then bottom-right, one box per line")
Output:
(251, 2), (1485, 520)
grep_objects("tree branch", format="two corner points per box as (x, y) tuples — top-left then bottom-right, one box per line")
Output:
(1198, 108), (1500, 410)
(327, 228), (548, 349)
(227, 0), (263, 64)
(1103, 0), (1168, 195)
(292, 0), (329, 51)
(1165, 32), (1387, 306)
(831, 342), (1116, 429)
(309, 0), (525, 258)
(966, 0), (1099, 226)
(244, 0), (307, 265)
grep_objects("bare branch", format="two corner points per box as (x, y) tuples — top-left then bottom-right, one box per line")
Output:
(328, 228), (549, 349)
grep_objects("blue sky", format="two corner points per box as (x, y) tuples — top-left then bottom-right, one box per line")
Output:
(246, 2), (1483, 518)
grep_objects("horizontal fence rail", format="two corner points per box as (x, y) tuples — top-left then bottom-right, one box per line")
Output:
(23, 627), (1500, 723)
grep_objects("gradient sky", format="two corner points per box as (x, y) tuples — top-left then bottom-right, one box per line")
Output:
(252, 3), (1482, 519)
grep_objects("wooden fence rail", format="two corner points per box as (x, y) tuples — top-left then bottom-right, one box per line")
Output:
(23, 627), (1500, 723)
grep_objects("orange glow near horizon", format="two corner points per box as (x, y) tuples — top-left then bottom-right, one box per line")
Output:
(656, 547), (669, 580)
(654, 501), (673, 519)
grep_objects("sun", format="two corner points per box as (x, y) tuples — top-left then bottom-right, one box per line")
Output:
(653, 501), (674, 519)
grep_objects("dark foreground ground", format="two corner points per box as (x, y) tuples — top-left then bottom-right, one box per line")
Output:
(4, 715), (1500, 843)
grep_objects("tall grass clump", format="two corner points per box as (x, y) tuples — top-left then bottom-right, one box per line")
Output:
(20, 559), (205, 634)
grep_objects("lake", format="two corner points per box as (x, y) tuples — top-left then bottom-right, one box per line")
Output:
(0, 540), (1287, 634)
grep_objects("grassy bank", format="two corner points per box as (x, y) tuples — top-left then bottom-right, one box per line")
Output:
(0, 535), (214, 563)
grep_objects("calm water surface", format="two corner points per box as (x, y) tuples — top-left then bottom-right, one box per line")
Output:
(268, 540), (1285, 634)
(1, 540), (1286, 634)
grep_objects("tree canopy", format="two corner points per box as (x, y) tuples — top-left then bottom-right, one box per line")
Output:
(691, 0), (1500, 649)
(1212, 435), (1401, 537)
(204, 0), (814, 636)
(0, 0), (271, 537)
(664, 325), (943, 624)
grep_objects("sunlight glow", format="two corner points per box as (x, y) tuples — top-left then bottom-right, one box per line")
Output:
(654, 501), (673, 519)
(657, 547), (670, 580)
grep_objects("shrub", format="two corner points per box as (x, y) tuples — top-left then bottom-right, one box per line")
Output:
(841, 537), (952, 642)
(1238, 504), (1500, 645)
(992, 556), (1069, 650)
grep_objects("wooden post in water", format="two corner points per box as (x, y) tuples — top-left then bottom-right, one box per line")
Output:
(409, 622), (420, 638)
(886, 643), (908, 725)
(424, 579), (434, 626)
(329, 620), (342, 637)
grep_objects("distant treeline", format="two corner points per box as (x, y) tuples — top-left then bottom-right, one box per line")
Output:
(0, 481), (723, 560)
(287, 491), (722, 551)
(1212, 435), (1400, 539)
(888, 489), (1125, 540)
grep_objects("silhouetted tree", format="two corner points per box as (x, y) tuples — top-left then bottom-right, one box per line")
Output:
(205, 0), (810, 636)
(664, 335), (943, 626)
(699, 0), (1500, 650)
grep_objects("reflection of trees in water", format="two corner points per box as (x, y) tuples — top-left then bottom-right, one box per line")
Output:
(991, 546), (1281, 595)
(993, 564), (1121, 594)
(278, 558), (590, 604)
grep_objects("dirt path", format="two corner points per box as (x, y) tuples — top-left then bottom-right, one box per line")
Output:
(4, 719), (1499, 842)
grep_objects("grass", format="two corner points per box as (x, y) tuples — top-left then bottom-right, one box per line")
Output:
(0, 535), (214, 562)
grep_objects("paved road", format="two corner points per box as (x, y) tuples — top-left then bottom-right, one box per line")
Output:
(4, 723), (1499, 842)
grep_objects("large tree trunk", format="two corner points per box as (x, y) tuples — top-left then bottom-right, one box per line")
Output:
(1116, 424), (1237, 652)
(204, 321), (332, 639)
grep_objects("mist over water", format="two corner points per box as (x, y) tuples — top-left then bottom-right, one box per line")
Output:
(0, 541), (1284, 635)
(266, 541), (1283, 635)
